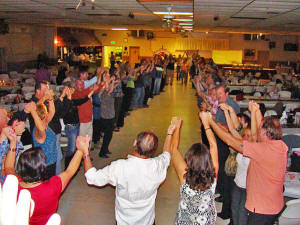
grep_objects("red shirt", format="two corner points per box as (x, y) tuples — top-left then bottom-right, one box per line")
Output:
(243, 140), (288, 214)
(19, 176), (62, 225)
(72, 84), (103, 123)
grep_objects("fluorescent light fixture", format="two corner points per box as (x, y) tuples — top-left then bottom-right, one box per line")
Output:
(179, 23), (193, 26)
(154, 12), (193, 15)
(182, 26), (193, 29)
(111, 28), (128, 30)
(173, 19), (193, 22)
(185, 29), (193, 31)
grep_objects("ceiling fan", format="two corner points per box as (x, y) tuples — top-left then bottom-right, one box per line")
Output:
(162, 5), (174, 29)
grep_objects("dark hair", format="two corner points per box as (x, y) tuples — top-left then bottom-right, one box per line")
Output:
(259, 103), (266, 116)
(184, 143), (215, 191)
(237, 113), (251, 127)
(135, 131), (158, 157)
(215, 84), (229, 94)
(35, 80), (48, 92)
(262, 116), (282, 140)
(79, 65), (89, 74)
(16, 147), (47, 183)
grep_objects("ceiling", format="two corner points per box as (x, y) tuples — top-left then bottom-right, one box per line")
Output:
(1, 0), (300, 34)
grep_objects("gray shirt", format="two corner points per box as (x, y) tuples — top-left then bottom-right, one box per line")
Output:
(215, 97), (240, 125)
(99, 91), (115, 119)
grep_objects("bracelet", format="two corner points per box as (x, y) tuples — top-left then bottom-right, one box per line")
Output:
(205, 127), (211, 131)
(9, 147), (16, 152)
(83, 154), (90, 159)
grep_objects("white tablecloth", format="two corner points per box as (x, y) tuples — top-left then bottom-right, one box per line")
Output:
(284, 172), (300, 198)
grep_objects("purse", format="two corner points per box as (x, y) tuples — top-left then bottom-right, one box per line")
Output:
(225, 148), (238, 176)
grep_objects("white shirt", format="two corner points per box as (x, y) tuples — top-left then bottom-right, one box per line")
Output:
(85, 152), (171, 225)
(234, 153), (250, 189)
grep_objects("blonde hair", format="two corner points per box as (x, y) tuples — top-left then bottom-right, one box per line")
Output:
(36, 104), (48, 120)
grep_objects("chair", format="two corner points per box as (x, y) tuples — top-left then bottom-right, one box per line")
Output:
(253, 91), (262, 97)
(264, 110), (277, 117)
(279, 91), (292, 99)
(278, 199), (300, 225)
(0, 74), (10, 82)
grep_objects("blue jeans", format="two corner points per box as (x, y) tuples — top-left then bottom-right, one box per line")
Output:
(231, 183), (248, 225)
(153, 78), (161, 95)
(55, 134), (63, 175)
(65, 124), (80, 157)
(132, 87), (145, 108)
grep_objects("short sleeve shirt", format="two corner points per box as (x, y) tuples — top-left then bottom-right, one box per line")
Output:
(243, 140), (288, 214)
(215, 97), (240, 125)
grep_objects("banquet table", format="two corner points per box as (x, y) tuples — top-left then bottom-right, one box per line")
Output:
(284, 172), (300, 198)
(230, 95), (300, 109)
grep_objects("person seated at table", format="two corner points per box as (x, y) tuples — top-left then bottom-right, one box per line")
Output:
(171, 114), (218, 225)
(205, 101), (288, 225)
(4, 132), (88, 225)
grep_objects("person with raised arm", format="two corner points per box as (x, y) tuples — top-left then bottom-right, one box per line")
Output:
(82, 118), (177, 225)
(171, 114), (218, 225)
(204, 101), (288, 225)
(4, 134), (88, 225)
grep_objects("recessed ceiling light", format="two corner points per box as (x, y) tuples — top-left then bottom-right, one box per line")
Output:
(111, 28), (128, 30)
(154, 12), (193, 15)
(173, 19), (193, 22)
(179, 23), (193, 26)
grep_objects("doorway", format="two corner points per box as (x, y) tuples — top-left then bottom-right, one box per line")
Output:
(129, 47), (140, 67)
(257, 51), (270, 68)
(103, 46), (123, 68)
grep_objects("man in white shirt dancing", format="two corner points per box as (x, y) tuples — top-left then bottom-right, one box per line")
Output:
(82, 119), (177, 225)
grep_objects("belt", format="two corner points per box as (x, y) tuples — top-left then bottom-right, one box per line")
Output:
(66, 123), (79, 126)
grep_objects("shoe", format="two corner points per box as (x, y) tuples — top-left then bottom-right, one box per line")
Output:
(143, 104), (149, 108)
(215, 196), (224, 203)
(114, 127), (120, 132)
(217, 213), (230, 220)
(98, 152), (109, 158)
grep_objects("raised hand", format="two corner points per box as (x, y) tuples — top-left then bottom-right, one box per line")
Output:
(24, 101), (36, 113)
(219, 103), (229, 112)
(76, 135), (90, 155)
(12, 120), (25, 136)
(199, 111), (212, 123)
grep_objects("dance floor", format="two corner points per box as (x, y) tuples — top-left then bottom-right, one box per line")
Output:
(58, 81), (228, 225)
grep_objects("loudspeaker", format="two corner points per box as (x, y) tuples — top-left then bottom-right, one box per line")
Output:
(244, 34), (251, 40)
(0, 22), (9, 35)
(269, 41), (276, 49)
(146, 32), (154, 40)
(139, 30), (144, 37)
(284, 43), (298, 51)
(131, 30), (137, 37)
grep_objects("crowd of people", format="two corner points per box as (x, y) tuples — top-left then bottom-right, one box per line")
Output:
(0, 52), (293, 225)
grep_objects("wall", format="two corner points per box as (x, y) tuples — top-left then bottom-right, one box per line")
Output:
(95, 30), (300, 63)
(0, 24), (56, 65)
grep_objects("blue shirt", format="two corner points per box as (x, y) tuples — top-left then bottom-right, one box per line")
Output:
(0, 139), (23, 183)
(92, 94), (101, 120)
(215, 97), (240, 125)
(33, 127), (57, 166)
(84, 76), (97, 88)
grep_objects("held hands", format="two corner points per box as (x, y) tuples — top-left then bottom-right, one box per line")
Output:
(76, 135), (90, 155)
(1, 127), (17, 144)
(24, 102), (36, 114)
(12, 121), (25, 136)
(199, 111), (212, 123)
(248, 100), (259, 112)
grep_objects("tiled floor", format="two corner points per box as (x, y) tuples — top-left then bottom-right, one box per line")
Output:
(58, 81), (229, 225)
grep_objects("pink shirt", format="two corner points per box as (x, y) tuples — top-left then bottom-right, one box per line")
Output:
(243, 140), (288, 214)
